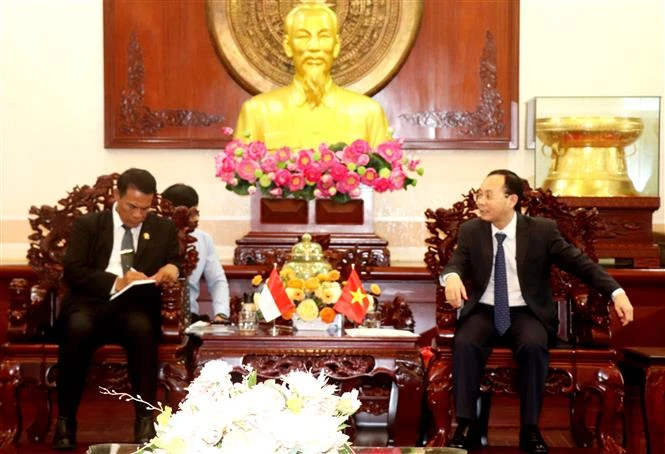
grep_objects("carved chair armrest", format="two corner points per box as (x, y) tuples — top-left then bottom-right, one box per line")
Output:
(160, 278), (189, 343)
(570, 288), (612, 348)
(7, 279), (54, 342)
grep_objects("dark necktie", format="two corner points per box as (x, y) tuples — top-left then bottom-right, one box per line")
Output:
(120, 225), (134, 274)
(494, 232), (510, 335)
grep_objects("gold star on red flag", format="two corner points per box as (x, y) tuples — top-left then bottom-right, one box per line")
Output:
(350, 288), (367, 305)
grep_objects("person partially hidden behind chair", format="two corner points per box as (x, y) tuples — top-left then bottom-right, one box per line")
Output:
(441, 169), (634, 453)
(234, 1), (391, 149)
(53, 168), (180, 450)
(162, 183), (230, 323)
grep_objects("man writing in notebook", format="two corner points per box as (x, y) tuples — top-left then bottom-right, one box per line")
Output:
(53, 168), (180, 450)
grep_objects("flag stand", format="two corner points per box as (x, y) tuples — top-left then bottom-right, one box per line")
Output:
(268, 320), (279, 337)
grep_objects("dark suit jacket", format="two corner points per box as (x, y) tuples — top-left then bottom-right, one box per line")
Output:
(442, 213), (621, 333)
(60, 210), (180, 316)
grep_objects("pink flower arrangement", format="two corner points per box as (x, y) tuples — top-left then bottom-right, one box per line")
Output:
(215, 130), (423, 204)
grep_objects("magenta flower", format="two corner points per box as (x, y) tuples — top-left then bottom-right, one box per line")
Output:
(215, 154), (236, 176)
(246, 141), (267, 161)
(407, 158), (421, 172)
(224, 139), (245, 155)
(373, 177), (392, 193)
(390, 166), (407, 190)
(329, 162), (348, 182)
(377, 140), (403, 164)
(274, 147), (292, 163)
(274, 169), (291, 187)
(236, 158), (260, 183)
(218, 136), (421, 202)
(338, 172), (361, 193)
(304, 165), (323, 185)
(319, 148), (337, 169)
(361, 168), (378, 185)
(296, 150), (314, 169)
(288, 173), (306, 192)
(260, 154), (278, 173)
(221, 126), (234, 136)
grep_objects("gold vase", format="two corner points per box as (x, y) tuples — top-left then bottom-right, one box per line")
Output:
(537, 116), (643, 196)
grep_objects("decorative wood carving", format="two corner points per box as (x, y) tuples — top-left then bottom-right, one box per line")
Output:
(104, 0), (519, 149)
(557, 196), (661, 268)
(479, 367), (574, 395)
(119, 33), (225, 137)
(242, 354), (376, 378)
(399, 31), (505, 138)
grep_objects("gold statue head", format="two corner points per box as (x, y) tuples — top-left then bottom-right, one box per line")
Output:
(283, 1), (341, 107)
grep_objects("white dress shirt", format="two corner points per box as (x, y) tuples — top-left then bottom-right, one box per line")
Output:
(107, 203), (142, 293)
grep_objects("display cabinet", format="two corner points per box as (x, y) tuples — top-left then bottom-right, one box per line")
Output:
(527, 96), (661, 267)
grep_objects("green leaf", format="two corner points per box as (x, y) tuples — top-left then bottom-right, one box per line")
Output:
(328, 142), (347, 152)
(367, 153), (392, 171)
(226, 180), (252, 196)
(247, 370), (257, 388)
(330, 193), (352, 204)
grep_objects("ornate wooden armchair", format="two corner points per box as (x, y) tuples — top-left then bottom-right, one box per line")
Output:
(423, 185), (625, 449)
(0, 173), (198, 446)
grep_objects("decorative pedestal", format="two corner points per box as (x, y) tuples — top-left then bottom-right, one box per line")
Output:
(558, 196), (661, 268)
(234, 188), (390, 266)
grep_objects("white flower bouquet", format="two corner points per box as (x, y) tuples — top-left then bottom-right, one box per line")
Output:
(109, 360), (362, 454)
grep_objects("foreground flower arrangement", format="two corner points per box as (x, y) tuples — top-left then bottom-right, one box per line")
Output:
(215, 130), (423, 204)
(252, 269), (381, 325)
(104, 360), (361, 453)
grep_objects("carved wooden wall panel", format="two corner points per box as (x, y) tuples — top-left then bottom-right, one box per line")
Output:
(104, 0), (518, 149)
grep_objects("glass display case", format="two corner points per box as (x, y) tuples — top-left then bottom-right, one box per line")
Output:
(527, 96), (660, 197)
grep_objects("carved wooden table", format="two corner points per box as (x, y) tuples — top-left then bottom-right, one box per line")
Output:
(186, 326), (424, 447)
(621, 347), (665, 454)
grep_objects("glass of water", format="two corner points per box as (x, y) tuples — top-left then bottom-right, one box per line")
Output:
(238, 303), (257, 335)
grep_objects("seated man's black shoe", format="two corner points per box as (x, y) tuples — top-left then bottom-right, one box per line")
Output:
(519, 425), (548, 453)
(134, 414), (156, 444)
(447, 418), (482, 450)
(52, 416), (77, 451)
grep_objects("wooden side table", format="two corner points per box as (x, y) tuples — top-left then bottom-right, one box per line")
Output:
(621, 347), (665, 454)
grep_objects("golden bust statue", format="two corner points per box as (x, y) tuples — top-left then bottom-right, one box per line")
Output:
(234, 1), (391, 150)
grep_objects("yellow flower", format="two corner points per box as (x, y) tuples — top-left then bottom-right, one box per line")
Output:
(304, 277), (320, 290)
(286, 287), (305, 302)
(286, 395), (304, 413)
(296, 299), (319, 321)
(156, 406), (173, 427)
(154, 436), (187, 454)
(316, 273), (329, 282)
(287, 278), (304, 289)
(251, 274), (263, 286)
(327, 270), (341, 281)
(370, 283), (381, 295)
(280, 268), (297, 281)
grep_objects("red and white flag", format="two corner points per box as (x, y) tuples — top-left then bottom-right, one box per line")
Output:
(333, 268), (369, 324)
(258, 269), (295, 322)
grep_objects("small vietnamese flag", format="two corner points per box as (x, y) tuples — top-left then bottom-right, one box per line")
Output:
(333, 268), (369, 324)
(258, 269), (295, 322)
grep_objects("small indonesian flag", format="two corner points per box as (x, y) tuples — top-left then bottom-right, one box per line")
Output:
(333, 268), (369, 324)
(258, 269), (295, 322)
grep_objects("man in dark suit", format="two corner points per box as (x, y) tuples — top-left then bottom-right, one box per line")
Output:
(53, 168), (180, 450)
(442, 169), (634, 453)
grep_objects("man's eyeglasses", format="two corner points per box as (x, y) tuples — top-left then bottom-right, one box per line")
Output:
(474, 190), (510, 202)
